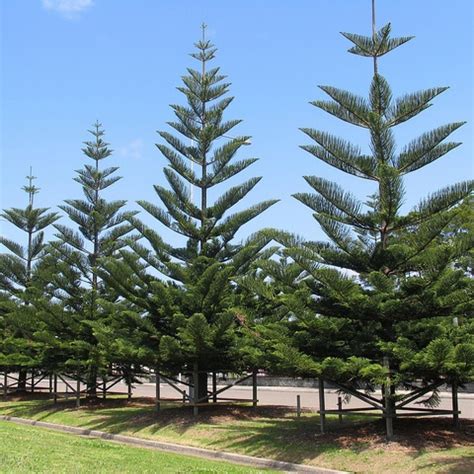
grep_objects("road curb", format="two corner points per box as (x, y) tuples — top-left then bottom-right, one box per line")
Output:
(0, 415), (346, 473)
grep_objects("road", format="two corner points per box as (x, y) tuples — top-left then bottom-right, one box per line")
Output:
(33, 378), (474, 419)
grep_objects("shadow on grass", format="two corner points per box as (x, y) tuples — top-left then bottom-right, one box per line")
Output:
(193, 416), (474, 465)
(1, 395), (473, 467)
(416, 454), (474, 473)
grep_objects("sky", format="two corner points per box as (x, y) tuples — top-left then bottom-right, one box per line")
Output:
(1, 0), (473, 247)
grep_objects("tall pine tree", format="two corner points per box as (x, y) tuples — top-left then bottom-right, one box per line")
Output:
(103, 25), (277, 402)
(49, 123), (134, 396)
(275, 0), (473, 433)
(0, 171), (59, 390)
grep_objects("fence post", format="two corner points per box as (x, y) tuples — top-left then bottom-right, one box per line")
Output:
(338, 396), (343, 423)
(296, 394), (301, 417)
(3, 372), (7, 400)
(252, 369), (258, 408)
(49, 374), (52, 393)
(31, 369), (35, 393)
(155, 370), (160, 413)
(102, 377), (106, 400)
(318, 378), (326, 434)
(76, 376), (81, 409)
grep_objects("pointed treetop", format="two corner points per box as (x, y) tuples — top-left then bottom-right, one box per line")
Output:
(22, 166), (40, 206)
(341, 0), (413, 67)
(81, 121), (112, 162)
(191, 23), (216, 63)
(91, 120), (104, 136)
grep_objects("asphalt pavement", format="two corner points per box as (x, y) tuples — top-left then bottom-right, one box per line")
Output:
(32, 378), (473, 419)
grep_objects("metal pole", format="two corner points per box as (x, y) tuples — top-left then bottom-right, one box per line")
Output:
(49, 374), (52, 393)
(31, 369), (35, 393)
(252, 369), (258, 408)
(452, 381), (459, 429)
(318, 378), (326, 434)
(296, 394), (301, 417)
(102, 377), (106, 400)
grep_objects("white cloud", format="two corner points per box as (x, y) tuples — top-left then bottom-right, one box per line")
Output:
(118, 139), (144, 161)
(42, 0), (93, 19)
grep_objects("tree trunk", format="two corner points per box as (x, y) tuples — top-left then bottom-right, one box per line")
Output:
(198, 372), (208, 403)
(86, 367), (98, 398)
(17, 369), (27, 392)
(190, 364), (209, 403)
(383, 356), (395, 440)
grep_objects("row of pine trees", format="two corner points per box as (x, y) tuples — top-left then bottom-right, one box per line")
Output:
(1, 17), (473, 402)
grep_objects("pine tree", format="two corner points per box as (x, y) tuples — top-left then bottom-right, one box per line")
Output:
(49, 122), (134, 396)
(277, 0), (473, 431)
(0, 171), (59, 390)
(239, 255), (382, 378)
(103, 25), (277, 402)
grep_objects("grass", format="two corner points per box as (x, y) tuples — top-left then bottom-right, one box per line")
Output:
(1, 395), (473, 473)
(0, 420), (273, 473)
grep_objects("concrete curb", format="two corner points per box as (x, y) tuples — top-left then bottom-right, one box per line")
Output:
(0, 415), (346, 473)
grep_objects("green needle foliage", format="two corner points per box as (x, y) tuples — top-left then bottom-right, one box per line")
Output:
(103, 26), (277, 401)
(266, 18), (474, 391)
(45, 123), (134, 395)
(0, 10), (471, 432)
(0, 171), (59, 388)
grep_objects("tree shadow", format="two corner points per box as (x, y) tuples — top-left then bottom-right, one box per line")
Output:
(195, 416), (474, 466)
(416, 455), (474, 473)
(2, 396), (473, 468)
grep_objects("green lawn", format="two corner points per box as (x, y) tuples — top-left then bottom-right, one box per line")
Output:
(1, 397), (473, 473)
(0, 420), (272, 473)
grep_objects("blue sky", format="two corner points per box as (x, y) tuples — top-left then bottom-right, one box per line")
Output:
(1, 0), (473, 246)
